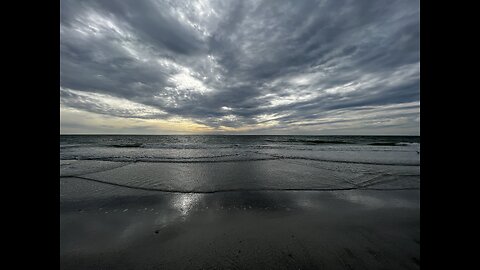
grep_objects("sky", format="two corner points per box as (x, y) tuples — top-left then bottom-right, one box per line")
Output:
(60, 0), (419, 135)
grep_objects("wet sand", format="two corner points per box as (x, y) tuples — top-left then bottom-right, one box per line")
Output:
(60, 179), (419, 269)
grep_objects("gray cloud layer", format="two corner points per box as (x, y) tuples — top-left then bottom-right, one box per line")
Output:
(60, 0), (419, 134)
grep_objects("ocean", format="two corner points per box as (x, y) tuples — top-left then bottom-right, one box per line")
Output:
(60, 135), (419, 164)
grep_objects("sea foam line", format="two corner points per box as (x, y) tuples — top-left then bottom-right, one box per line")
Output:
(60, 175), (419, 194)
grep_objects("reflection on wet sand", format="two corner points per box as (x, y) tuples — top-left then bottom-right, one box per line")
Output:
(60, 189), (419, 269)
(172, 193), (203, 216)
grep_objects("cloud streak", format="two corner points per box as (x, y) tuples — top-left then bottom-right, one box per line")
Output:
(60, 0), (419, 134)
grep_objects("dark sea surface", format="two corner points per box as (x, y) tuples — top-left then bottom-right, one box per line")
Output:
(60, 135), (420, 269)
(60, 135), (419, 164)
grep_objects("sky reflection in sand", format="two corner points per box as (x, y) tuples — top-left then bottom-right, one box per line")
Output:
(60, 189), (419, 259)
(171, 193), (204, 216)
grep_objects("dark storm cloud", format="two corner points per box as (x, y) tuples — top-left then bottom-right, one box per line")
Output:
(60, 0), (419, 134)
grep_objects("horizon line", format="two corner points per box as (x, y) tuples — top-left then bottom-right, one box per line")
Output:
(60, 133), (420, 136)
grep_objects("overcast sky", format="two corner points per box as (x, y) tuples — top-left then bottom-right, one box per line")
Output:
(60, 0), (419, 135)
